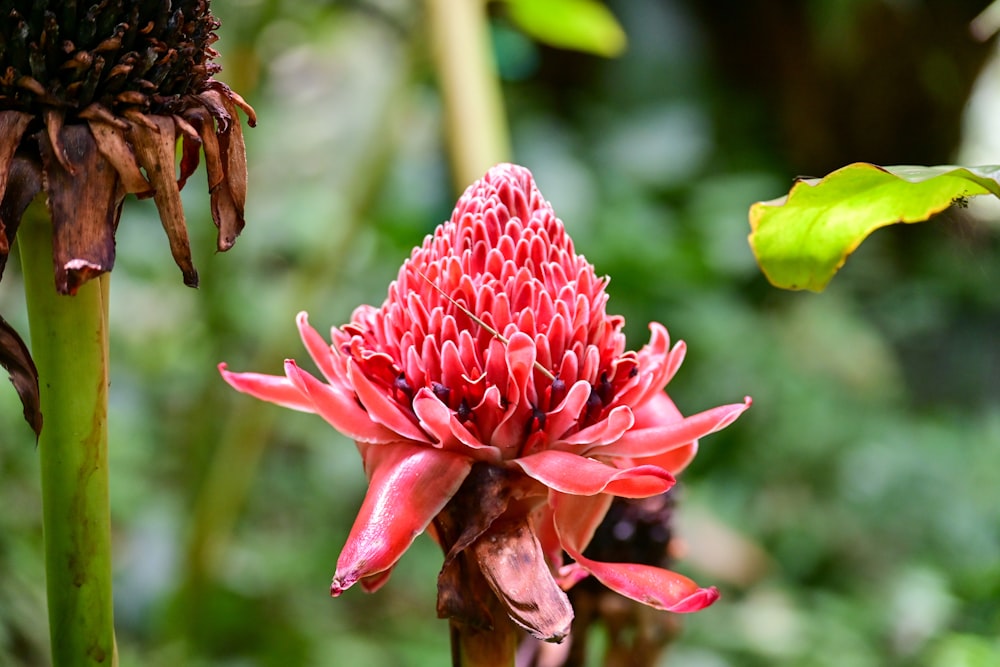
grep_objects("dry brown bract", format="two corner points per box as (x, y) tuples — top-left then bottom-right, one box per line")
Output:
(0, 1), (256, 435)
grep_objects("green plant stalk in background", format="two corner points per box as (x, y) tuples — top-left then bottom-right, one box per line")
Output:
(19, 202), (117, 667)
(425, 0), (511, 191)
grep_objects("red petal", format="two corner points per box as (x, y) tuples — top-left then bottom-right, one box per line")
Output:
(513, 450), (674, 497)
(348, 361), (430, 443)
(556, 404), (634, 447)
(593, 395), (751, 459)
(331, 444), (471, 595)
(552, 492), (719, 613)
(412, 388), (502, 461)
(565, 552), (720, 613)
(284, 360), (399, 444)
(296, 311), (340, 384)
(218, 363), (313, 413)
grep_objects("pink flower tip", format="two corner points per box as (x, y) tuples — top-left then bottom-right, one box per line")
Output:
(666, 586), (721, 613)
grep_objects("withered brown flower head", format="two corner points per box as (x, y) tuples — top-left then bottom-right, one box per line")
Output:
(0, 0), (256, 293)
(1, 0), (255, 435)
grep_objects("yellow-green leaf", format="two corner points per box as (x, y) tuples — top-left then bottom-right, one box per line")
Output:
(748, 163), (1000, 291)
(499, 0), (627, 58)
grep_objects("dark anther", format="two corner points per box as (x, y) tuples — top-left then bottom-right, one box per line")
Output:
(583, 385), (603, 424)
(595, 372), (613, 405)
(526, 405), (546, 434)
(393, 372), (413, 400)
(432, 381), (451, 404)
(628, 366), (638, 378)
(545, 375), (566, 410)
(457, 398), (472, 422)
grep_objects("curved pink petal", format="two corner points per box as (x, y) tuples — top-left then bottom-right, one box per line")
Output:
(552, 492), (719, 612)
(555, 404), (634, 447)
(513, 450), (674, 497)
(592, 395), (751, 459)
(565, 551), (720, 613)
(296, 311), (341, 384)
(283, 360), (398, 443)
(550, 491), (613, 555)
(218, 363), (314, 413)
(545, 380), (591, 440)
(347, 361), (430, 443)
(412, 388), (503, 461)
(331, 443), (471, 596)
(359, 568), (394, 593)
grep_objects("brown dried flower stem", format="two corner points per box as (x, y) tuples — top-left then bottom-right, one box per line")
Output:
(19, 202), (117, 667)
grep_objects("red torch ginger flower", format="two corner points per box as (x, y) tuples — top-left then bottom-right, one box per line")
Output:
(220, 163), (750, 641)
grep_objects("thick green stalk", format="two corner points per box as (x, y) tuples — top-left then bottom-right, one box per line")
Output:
(19, 203), (117, 667)
(425, 0), (511, 192)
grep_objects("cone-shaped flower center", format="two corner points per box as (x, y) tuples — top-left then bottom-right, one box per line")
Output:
(337, 165), (637, 460)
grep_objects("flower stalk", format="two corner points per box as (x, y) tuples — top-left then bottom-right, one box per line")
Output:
(19, 202), (116, 667)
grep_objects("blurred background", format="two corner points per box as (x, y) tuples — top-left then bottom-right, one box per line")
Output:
(2, 0), (999, 665)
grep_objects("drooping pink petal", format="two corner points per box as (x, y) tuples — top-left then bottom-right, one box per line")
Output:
(218, 363), (313, 413)
(564, 551), (720, 613)
(513, 450), (675, 497)
(552, 492), (718, 612)
(331, 443), (471, 596)
(283, 360), (399, 444)
(591, 395), (751, 459)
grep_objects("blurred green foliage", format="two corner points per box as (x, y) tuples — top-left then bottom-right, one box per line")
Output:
(1, 1), (999, 665)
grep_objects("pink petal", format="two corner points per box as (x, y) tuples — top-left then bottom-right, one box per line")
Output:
(331, 443), (471, 596)
(296, 311), (340, 384)
(283, 360), (398, 443)
(411, 388), (502, 461)
(549, 492), (613, 554)
(513, 450), (674, 497)
(552, 492), (719, 613)
(218, 363), (314, 413)
(593, 396), (751, 459)
(347, 361), (430, 443)
(545, 380), (591, 440)
(565, 552), (720, 613)
(555, 405), (634, 447)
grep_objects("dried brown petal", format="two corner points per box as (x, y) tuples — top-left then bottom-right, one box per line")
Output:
(126, 112), (198, 287)
(87, 120), (152, 196)
(198, 90), (248, 251)
(38, 124), (121, 294)
(174, 114), (202, 190)
(43, 109), (74, 175)
(0, 111), (34, 255)
(0, 156), (43, 281)
(0, 313), (41, 437)
(473, 519), (573, 643)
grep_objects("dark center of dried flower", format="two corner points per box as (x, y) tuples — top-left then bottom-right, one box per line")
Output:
(1, 0), (222, 117)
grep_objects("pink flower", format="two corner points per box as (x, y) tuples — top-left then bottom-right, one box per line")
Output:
(220, 163), (750, 640)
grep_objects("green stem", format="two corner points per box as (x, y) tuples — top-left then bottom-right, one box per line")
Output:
(425, 0), (512, 192)
(19, 202), (117, 667)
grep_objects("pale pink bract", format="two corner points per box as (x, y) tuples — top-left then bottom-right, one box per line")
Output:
(220, 163), (750, 638)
